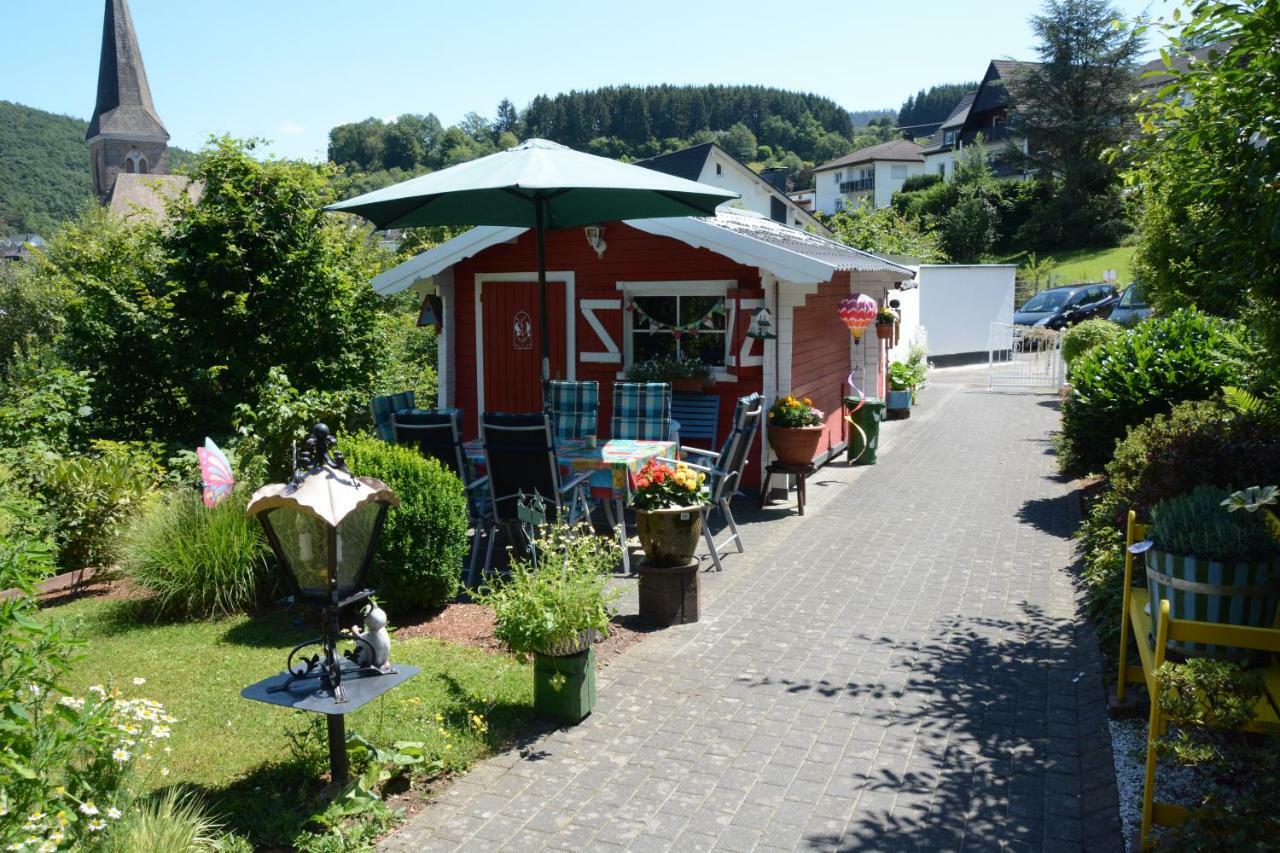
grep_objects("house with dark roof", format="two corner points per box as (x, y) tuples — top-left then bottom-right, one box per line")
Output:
(634, 142), (828, 234)
(917, 60), (1038, 180)
(1, 234), (45, 264)
(809, 139), (925, 214)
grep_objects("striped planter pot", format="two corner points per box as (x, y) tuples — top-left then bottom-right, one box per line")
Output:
(1145, 547), (1280, 661)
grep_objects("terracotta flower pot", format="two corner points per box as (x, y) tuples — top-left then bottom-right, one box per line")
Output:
(635, 505), (703, 567)
(768, 424), (824, 466)
(875, 323), (894, 341)
(670, 378), (708, 393)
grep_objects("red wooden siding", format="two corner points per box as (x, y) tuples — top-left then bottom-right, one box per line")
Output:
(790, 277), (854, 458)
(448, 222), (769, 487)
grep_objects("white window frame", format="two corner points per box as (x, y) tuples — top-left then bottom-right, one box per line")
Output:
(615, 280), (737, 382)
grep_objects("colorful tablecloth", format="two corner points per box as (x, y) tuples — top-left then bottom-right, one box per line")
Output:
(463, 438), (676, 500)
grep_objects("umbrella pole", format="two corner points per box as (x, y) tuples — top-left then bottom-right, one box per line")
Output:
(535, 195), (550, 384)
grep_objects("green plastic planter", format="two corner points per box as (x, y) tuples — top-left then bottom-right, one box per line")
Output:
(844, 396), (884, 465)
(533, 648), (596, 724)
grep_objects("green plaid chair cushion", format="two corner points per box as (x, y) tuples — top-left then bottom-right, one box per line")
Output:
(546, 380), (599, 440)
(370, 390), (416, 442)
(610, 382), (672, 441)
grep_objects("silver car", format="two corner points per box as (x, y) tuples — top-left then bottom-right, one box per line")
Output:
(1109, 284), (1153, 325)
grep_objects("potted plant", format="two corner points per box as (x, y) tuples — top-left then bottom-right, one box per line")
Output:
(875, 307), (896, 343)
(475, 523), (621, 723)
(886, 362), (914, 416)
(1142, 484), (1280, 661)
(625, 355), (715, 392)
(766, 395), (825, 466)
(631, 459), (707, 625)
(632, 459), (707, 565)
(905, 343), (929, 403)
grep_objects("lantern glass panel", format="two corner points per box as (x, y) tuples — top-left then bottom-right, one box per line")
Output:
(267, 508), (332, 597)
(335, 501), (381, 597)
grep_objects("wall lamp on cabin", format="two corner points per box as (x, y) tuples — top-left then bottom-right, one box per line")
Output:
(584, 225), (607, 259)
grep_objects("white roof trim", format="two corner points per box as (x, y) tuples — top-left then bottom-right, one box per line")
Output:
(370, 215), (912, 296)
(370, 226), (526, 295)
(627, 217), (835, 284)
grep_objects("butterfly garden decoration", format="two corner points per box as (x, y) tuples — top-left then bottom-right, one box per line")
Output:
(197, 437), (235, 507)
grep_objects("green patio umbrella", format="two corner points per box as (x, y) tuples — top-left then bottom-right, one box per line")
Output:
(327, 138), (738, 382)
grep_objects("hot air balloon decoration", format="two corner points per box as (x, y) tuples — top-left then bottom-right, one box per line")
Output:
(838, 293), (878, 343)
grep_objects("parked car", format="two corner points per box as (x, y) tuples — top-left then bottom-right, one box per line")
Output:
(1109, 283), (1153, 325)
(1013, 284), (1118, 330)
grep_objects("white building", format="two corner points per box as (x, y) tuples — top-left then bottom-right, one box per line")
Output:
(635, 142), (828, 234)
(809, 139), (925, 215)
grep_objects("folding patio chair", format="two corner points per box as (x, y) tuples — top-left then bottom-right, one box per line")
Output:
(370, 390), (416, 442)
(474, 411), (593, 584)
(663, 393), (764, 571)
(545, 380), (600, 440)
(670, 392), (721, 452)
(610, 382), (673, 441)
(392, 409), (491, 582)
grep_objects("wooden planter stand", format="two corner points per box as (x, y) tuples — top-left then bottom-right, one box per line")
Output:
(638, 559), (700, 626)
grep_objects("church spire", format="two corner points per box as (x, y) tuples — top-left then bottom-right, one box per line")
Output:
(87, 0), (170, 199)
(86, 0), (168, 142)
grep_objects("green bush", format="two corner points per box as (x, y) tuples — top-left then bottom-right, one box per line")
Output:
(340, 432), (469, 612)
(1060, 309), (1254, 476)
(42, 440), (160, 573)
(1150, 484), (1278, 563)
(1078, 401), (1280, 658)
(1061, 318), (1122, 369)
(120, 489), (273, 618)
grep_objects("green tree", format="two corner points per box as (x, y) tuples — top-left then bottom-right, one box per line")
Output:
(1127, 0), (1280, 362)
(824, 202), (946, 263)
(1004, 0), (1143, 246)
(494, 98), (521, 138)
(720, 123), (757, 162)
(53, 138), (389, 444)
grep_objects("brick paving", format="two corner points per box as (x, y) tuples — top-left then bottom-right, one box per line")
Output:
(381, 369), (1120, 852)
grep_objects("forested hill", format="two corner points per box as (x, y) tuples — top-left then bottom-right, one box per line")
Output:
(0, 101), (195, 235)
(329, 84), (903, 195)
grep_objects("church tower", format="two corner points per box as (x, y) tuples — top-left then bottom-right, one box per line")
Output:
(87, 0), (169, 200)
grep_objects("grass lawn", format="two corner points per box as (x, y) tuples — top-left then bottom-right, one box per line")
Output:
(1000, 245), (1138, 286)
(43, 594), (532, 848)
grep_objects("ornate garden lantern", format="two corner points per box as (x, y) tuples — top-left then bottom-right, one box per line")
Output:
(838, 293), (878, 343)
(242, 424), (415, 786)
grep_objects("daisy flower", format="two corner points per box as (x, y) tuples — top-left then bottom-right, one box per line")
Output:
(88, 820), (106, 832)
(111, 748), (131, 763)
(78, 802), (99, 816)
(132, 677), (146, 686)
(105, 807), (122, 820)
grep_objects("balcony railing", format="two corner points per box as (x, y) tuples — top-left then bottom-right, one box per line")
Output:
(839, 178), (874, 193)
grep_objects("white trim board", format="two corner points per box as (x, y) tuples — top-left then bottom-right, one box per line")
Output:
(473, 272), (576, 414)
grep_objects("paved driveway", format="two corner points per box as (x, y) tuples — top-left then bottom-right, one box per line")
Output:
(382, 369), (1120, 852)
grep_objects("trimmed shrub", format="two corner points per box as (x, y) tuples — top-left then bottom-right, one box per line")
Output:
(121, 488), (272, 618)
(1060, 308), (1253, 476)
(1079, 401), (1280, 657)
(1061, 318), (1122, 370)
(340, 431), (469, 611)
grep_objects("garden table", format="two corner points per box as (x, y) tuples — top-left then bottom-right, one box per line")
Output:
(464, 437), (676, 573)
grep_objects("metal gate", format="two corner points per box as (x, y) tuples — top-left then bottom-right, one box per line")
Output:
(988, 323), (1064, 389)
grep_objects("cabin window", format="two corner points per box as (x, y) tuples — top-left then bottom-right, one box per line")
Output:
(937, 162), (946, 176)
(943, 130), (956, 146)
(834, 171), (842, 184)
(715, 162), (723, 176)
(620, 281), (733, 369)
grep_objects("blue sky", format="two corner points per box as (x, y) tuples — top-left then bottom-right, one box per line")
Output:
(4, 0), (1164, 161)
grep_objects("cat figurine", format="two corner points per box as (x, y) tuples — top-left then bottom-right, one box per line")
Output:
(353, 604), (391, 671)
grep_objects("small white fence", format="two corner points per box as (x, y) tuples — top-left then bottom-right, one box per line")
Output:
(988, 323), (1064, 389)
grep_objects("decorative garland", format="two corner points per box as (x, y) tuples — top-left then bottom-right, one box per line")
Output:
(625, 298), (726, 340)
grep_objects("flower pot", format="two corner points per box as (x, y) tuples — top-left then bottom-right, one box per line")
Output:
(533, 647), (596, 723)
(768, 425), (824, 466)
(875, 323), (894, 341)
(638, 558), (699, 626)
(886, 389), (911, 412)
(635, 506), (703, 567)
(1145, 547), (1280, 661)
(671, 378), (708, 393)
